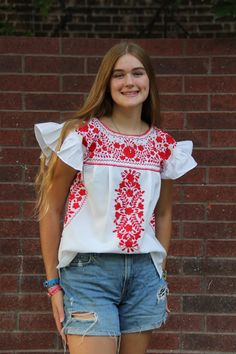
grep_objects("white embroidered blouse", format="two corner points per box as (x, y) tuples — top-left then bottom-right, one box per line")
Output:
(35, 118), (197, 277)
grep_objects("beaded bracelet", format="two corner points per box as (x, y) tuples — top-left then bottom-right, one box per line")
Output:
(43, 277), (60, 288)
(47, 284), (63, 297)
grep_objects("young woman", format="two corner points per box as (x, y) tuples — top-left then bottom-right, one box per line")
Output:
(34, 42), (197, 354)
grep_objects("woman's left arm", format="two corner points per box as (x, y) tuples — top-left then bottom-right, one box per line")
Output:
(155, 179), (174, 270)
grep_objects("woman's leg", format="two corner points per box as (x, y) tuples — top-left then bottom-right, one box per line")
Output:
(119, 331), (152, 354)
(67, 335), (117, 354)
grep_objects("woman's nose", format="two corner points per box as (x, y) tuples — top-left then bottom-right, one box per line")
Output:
(124, 73), (134, 86)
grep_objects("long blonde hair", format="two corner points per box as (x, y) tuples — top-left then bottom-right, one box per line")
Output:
(35, 42), (161, 217)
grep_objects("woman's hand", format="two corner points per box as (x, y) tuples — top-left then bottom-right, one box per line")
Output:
(51, 290), (66, 343)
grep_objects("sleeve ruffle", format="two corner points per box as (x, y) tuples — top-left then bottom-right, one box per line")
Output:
(34, 122), (85, 171)
(161, 140), (197, 180)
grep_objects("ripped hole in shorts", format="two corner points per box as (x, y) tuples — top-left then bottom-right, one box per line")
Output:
(157, 282), (169, 303)
(72, 312), (96, 321)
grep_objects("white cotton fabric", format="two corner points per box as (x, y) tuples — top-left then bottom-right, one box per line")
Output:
(34, 118), (197, 277)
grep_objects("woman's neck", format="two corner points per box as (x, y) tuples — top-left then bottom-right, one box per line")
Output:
(110, 106), (145, 134)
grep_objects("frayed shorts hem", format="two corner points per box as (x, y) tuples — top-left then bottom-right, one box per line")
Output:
(63, 320), (166, 336)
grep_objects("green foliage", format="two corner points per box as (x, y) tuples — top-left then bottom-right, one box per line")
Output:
(212, 0), (236, 18)
(0, 22), (16, 35)
(33, 0), (55, 17)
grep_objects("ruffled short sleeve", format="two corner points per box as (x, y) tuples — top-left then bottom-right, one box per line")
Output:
(161, 139), (197, 180)
(34, 122), (85, 171)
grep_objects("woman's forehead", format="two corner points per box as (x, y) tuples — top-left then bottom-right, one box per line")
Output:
(113, 54), (144, 71)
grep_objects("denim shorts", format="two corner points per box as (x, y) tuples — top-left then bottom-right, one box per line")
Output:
(60, 253), (168, 336)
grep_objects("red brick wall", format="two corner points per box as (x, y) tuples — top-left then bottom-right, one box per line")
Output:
(0, 37), (236, 353)
(1, 0), (236, 38)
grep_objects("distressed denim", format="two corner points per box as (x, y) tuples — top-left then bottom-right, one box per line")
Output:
(60, 253), (168, 336)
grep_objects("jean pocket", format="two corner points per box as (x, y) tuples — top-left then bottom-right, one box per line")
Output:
(69, 253), (94, 267)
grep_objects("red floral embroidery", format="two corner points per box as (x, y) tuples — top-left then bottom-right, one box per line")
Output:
(75, 118), (177, 173)
(113, 169), (145, 252)
(150, 213), (155, 231)
(64, 173), (87, 227)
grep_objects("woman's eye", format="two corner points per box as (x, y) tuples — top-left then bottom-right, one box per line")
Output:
(133, 71), (143, 76)
(113, 73), (124, 79)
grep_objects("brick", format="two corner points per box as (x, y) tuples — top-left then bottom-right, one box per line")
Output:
(0, 313), (16, 331)
(0, 332), (57, 350)
(23, 202), (36, 219)
(0, 93), (22, 109)
(19, 313), (55, 331)
(0, 202), (21, 218)
(0, 166), (22, 182)
(212, 57), (236, 74)
(161, 112), (184, 129)
(195, 149), (236, 166)
(0, 37), (59, 54)
(0, 74), (59, 92)
(0, 220), (38, 238)
(20, 275), (44, 292)
(207, 315), (236, 332)
(0, 184), (35, 201)
(1, 148), (39, 165)
(183, 222), (236, 239)
(24, 166), (38, 183)
(87, 57), (103, 74)
(0, 55), (22, 72)
(22, 239), (41, 256)
(62, 38), (184, 56)
(0, 239), (20, 255)
(164, 314), (204, 332)
(24, 129), (39, 147)
(168, 295), (181, 312)
(183, 295), (236, 313)
(185, 76), (236, 93)
(0, 275), (18, 292)
(211, 131), (236, 147)
(0, 256), (22, 273)
(183, 186), (236, 203)
(171, 130), (208, 147)
(168, 276), (202, 294)
(25, 56), (85, 74)
(211, 94), (236, 111)
(209, 167), (236, 184)
(186, 112), (236, 129)
(63, 75), (95, 92)
(169, 240), (203, 257)
(160, 94), (208, 111)
(166, 258), (182, 275)
(0, 294), (18, 311)
(173, 204), (205, 220)
(0, 130), (23, 146)
(175, 167), (206, 184)
(182, 333), (236, 352)
(25, 93), (84, 111)
(22, 256), (44, 274)
(157, 76), (183, 93)
(0, 111), (60, 128)
(152, 58), (209, 75)
(207, 205), (236, 221)
(207, 240), (236, 257)
(183, 258), (236, 276)
(18, 294), (50, 311)
(206, 277), (236, 294)
(149, 333), (179, 350)
(186, 38), (236, 56)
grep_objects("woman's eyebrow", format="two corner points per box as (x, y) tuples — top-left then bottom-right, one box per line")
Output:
(112, 66), (145, 72)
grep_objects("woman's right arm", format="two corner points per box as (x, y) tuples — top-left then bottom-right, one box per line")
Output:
(39, 156), (77, 339)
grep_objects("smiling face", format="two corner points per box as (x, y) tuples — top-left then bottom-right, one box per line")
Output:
(109, 54), (150, 111)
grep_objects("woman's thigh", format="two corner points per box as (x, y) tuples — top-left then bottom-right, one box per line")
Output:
(67, 335), (117, 354)
(119, 331), (152, 354)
